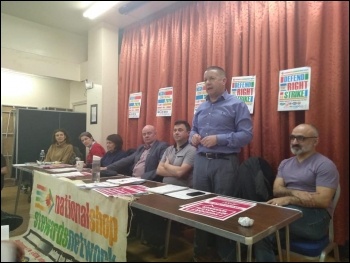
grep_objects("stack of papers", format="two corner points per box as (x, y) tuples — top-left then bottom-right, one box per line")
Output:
(44, 167), (77, 173)
(36, 161), (61, 165)
(106, 177), (146, 185)
(42, 164), (74, 169)
(147, 184), (189, 194)
(51, 171), (90, 178)
(179, 196), (256, 221)
(76, 182), (117, 189)
(24, 162), (38, 166)
(94, 185), (149, 197)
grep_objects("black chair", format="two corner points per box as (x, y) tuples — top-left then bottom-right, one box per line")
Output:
(1, 210), (23, 231)
(233, 156), (275, 202)
(126, 148), (136, 156)
(101, 148), (136, 177)
(69, 146), (83, 164)
(122, 148), (136, 176)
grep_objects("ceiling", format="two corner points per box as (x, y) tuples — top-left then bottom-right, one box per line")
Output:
(1, 1), (178, 36)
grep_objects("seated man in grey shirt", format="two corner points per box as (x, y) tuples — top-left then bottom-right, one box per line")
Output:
(141, 120), (196, 257)
(157, 120), (196, 187)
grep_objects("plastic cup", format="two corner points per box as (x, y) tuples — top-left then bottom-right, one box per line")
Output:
(76, 161), (84, 171)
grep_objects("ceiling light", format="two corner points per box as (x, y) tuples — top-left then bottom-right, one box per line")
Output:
(83, 1), (121, 20)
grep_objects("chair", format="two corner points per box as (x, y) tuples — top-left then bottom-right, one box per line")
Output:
(122, 148), (136, 176)
(70, 146), (83, 164)
(233, 156), (275, 202)
(279, 184), (341, 262)
(1, 210), (23, 231)
(126, 148), (136, 156)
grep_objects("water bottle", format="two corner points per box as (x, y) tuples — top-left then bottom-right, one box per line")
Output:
(92, 159), (100, 182)
(39, 150), (45, 162)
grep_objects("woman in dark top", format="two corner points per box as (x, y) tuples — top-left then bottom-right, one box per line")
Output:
(101, 134), (127, 167)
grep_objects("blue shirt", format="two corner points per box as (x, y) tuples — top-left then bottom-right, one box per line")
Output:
(190, 91), (253, 154)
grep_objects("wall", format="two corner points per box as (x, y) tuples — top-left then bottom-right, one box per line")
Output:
(1, 69), (86, 109)
(70, 80), (87, 111)
(86, 84), (103, 142)
(1, 13), (88, 128)
(87, 23), (119, 143)
(1, 13), (120, 146)
(1, 13), (87, 81)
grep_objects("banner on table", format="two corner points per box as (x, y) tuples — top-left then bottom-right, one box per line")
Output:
(11, 171), (130, 262)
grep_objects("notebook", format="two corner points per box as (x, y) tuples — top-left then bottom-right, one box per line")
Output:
(147, 184), (189, 195)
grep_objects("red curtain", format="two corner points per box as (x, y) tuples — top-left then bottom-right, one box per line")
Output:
(118, 1), (349, 244)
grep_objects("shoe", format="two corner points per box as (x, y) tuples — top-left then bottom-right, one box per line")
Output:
(1, 210), (23, 231)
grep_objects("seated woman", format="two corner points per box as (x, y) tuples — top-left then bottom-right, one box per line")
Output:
(100, 134), (129, 177)
(45, 129), (74, 164)
(101, 134), (127, 167)
(79, 132), (106, 168)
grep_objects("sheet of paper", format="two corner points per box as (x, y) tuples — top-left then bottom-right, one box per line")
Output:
(1, 225), (9, 240)
(1, 241), (16, 262)
(12, 164), (27, 167)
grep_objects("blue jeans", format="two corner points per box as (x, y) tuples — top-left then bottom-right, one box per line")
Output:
(254, 205), (331, 262)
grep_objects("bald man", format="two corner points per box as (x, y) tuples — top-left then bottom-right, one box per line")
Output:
(104, 125), (168, 181)
(255, 124), (339, 261)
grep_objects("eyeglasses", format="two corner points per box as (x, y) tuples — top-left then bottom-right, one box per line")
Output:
(289, 135), (318, 142)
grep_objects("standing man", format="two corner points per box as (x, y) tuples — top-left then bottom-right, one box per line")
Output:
(190, 66), (253, 262)
(103, 124), (168, 181)
(254, 123), (339, 261)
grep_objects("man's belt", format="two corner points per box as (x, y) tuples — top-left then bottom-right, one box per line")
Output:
(198, 152), (237, 160)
